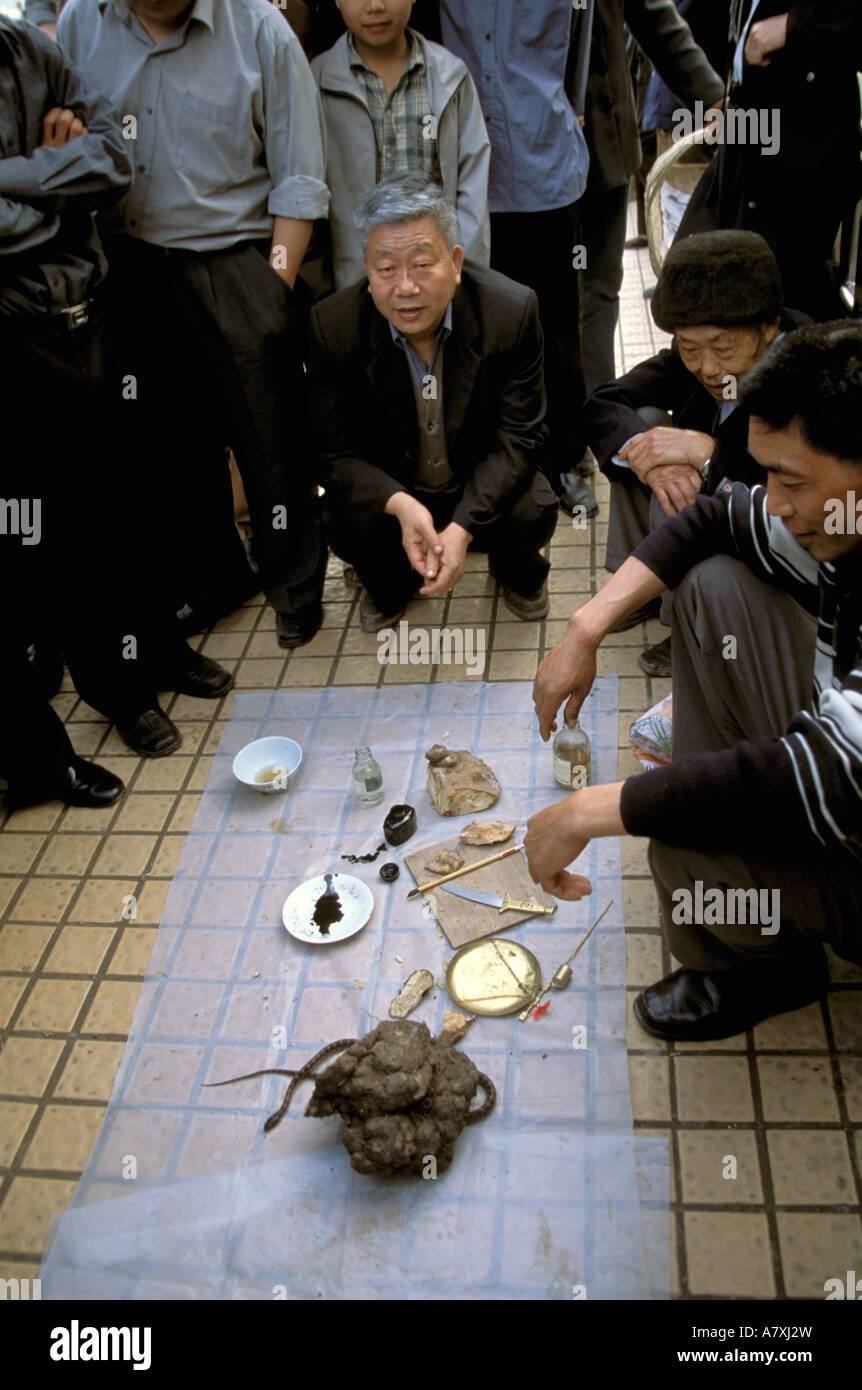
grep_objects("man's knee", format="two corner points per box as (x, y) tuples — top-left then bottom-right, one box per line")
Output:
(509, 474), (559, 532)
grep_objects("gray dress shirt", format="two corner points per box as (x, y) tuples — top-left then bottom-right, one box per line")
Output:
(56, 0), (329, 250)
(439, 0), (589, 213)
(0, 16), (132, 317)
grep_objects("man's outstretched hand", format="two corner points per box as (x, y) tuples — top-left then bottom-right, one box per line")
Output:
(41, 108), (88, 148)
(525, 782), (626, 900)
(533, 619), (597, 741)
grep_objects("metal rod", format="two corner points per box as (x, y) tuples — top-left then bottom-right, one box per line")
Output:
(406, 843), (524, 899)
(518, 898), (614, 1021)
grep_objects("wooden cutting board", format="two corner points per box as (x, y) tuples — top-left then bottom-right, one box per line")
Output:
(404, 836), (557, 949)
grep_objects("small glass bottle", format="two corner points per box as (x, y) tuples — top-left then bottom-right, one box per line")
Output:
(553, 719), (591, 790)
(352, 746), (384, 805)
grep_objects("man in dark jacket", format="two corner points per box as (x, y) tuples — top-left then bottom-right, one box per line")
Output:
(0, 15), (232, 802)
(530, 321), (862, 1042)
(308, 178), (558, 631)
(585, 230), (808, 673)
(675, 1), (862, 321)
(576, 0), (725, 397)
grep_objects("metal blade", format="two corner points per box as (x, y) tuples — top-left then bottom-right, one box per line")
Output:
(440, 883), (502, 909)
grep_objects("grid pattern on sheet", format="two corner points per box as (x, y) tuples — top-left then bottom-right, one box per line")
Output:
(38, 680), (669, 1300)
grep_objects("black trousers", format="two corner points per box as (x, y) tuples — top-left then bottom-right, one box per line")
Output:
(0, 315), (189, 780)
(103, 236), (326, 615)
(489, 207), (587, 474)
(325, 476), (558, 614)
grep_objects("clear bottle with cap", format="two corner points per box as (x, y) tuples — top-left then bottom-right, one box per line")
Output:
(552, 719), (591, 790)
(352, 745), (384, 805)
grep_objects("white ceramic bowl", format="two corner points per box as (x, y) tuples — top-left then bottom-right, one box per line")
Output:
(232, 736), (303, 794)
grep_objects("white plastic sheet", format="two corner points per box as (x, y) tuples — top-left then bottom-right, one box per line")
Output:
(41, 680), (669, 1299)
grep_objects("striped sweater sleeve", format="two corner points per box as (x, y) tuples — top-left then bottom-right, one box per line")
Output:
(620, 486), (862, 862)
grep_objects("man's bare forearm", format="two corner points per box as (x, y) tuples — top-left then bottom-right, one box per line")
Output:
(571, 557), (666, 649)
(270, 216), (312, 289)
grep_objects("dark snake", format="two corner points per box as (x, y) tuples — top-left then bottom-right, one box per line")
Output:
(204, 1039), (496, 1131)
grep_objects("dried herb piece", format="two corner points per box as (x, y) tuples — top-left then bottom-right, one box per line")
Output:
(341, 842), (386, 864)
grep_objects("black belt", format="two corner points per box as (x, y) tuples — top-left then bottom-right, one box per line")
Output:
(1, 300), (93, 340)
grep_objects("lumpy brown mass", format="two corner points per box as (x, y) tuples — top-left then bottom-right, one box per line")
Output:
(305, 1020), (493, 1176)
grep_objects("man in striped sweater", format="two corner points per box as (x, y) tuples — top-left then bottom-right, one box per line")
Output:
(528, 321), (862, 1040)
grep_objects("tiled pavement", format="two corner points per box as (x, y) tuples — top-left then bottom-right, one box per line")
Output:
(1, 234), (861, 1301)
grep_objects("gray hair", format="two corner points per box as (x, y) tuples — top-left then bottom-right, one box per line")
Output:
(353, 176), (459, 254)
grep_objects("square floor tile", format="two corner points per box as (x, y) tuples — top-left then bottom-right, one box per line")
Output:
(35, 835), (101, 877)
(685, 1212), (774, 1297)
(111, 795), (175, 834)
(0, 1177), (77, 1256)
(68, 878), (137, 925)
(15, 978), (91, 1033)
(107, 927), (158, 977)
(767, 1130), (855, 1206)
(0, 1037), (65, 1097)
(674, 1055), (754, 1122)
(53, 1040), (125, 1101)
(0, 924), (54, 973)
(21, 1103), (105, 1173)
(778, 1212), (862, 1298)
(757, 1057), (840, 1122)
(7, 878), (77, 924)
(44, 926), (116, 975)
(678, 1130), (763, 1205)
(91, 834), (157, 878)
(0, 835), (46, 875)
(81, 981), (141, 1036)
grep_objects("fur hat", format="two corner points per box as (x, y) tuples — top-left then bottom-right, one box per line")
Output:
(651, 231), (783, 332)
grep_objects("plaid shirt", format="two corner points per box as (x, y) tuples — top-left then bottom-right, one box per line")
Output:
(347, 29), (441, 185)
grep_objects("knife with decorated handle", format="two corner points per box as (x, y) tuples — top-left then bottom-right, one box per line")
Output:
(440, 883), (557, 915)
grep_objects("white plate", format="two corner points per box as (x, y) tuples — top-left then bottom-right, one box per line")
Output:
(282, 873), (374, 945)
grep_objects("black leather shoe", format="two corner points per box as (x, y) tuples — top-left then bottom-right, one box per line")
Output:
(162, 647), (234, 699)
(116, 706), (182, 758)
(558, 470), (599, 518)
(633, 960), (828, 1042)
(638, 634), (672, 677)
(61, 757), (125, 808)
(5, 755), (124, 810)
(276, 602), (324, 649)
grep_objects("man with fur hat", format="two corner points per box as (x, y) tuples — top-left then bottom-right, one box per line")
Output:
(584, 229), (809, 675)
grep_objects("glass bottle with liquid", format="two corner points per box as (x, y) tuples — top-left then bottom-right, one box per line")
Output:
(352, 746), (384, 805)
(553, 719), (591, 790)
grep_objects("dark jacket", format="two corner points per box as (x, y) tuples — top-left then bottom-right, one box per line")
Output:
(578, 0), (724, 192)
(678, 1), (861, 239)
(307, 265), (547, 535)
(584, 307), (811, 492)
(0, 16), (131, 317)
(642, 0), (731, 131)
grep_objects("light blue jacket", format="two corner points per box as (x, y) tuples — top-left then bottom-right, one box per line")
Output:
(313, 30), (491, 290)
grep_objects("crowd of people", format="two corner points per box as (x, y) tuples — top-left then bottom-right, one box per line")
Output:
(2, 0), (861, 1040)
